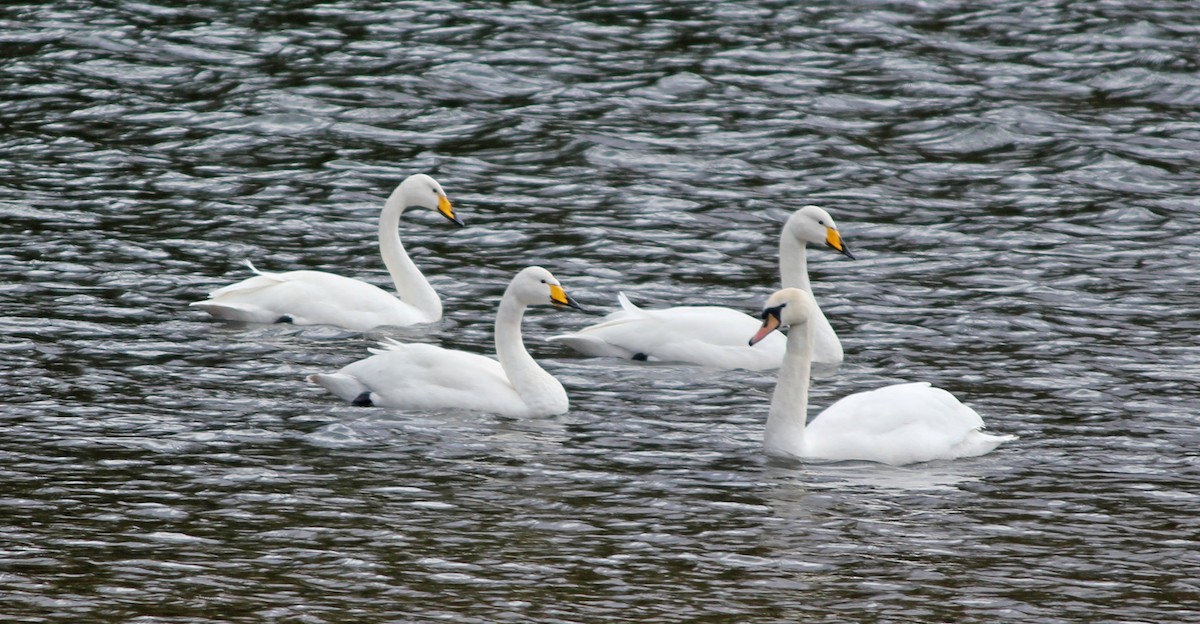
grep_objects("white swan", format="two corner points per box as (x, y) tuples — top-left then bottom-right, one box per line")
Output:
(749, 288), (1016, 465)
(307, 266), (582, 417)
(190, 173), (463, 331)
(548, 205), (853, 371)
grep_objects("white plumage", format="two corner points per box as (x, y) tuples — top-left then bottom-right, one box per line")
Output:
(549, 205), (853, 371)
(191, 173), (463, 331)
(750, 288), (1016, 465)
(308, 267), (582, 418)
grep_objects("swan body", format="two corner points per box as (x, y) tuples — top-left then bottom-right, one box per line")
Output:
(191, 173), (463, 331)
(308, 266), (582, 418)
(751, 288), (1015, 465)
(550, 292), (788, 370)
(549, 205), (853, 371)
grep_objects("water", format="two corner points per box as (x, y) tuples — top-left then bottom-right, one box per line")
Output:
(3, 0), (1200, 621)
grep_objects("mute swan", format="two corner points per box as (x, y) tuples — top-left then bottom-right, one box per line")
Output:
(308, 266), (583, 417)
(190, 173), (463, 331)
(548, 205), (853, 371)
(749, 288), (1015, 465)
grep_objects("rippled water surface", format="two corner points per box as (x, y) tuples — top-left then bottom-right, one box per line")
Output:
(3, 1), (1200, 621)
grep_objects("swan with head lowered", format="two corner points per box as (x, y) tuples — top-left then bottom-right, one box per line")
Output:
(191, 173), (463, 331)
(748, 288), (1016, 465)
(548, 205), (853, 371)
(308, 266), (583, 418)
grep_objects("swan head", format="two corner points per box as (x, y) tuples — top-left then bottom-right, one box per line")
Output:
(511, 266), (584, 311)
(396, 173), (464, 226)
(749, 288), (815, 346)
(785, 205), (854, 259)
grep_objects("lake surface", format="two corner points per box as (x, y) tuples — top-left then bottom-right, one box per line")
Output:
(3, 0), (1200, 621)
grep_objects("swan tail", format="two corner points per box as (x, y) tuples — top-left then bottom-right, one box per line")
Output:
(200, 264), (290, 300)
(955, 430), (1018, 458)
(307, 373), (371, 404)
(546, 293), (665, 360)
(616, 292), (661, 320)
(242, 259), (290, 281)
(616, 292), (641, 314)
(548, 293), (657, 341)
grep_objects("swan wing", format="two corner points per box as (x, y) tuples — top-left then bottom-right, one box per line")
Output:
(549, 295), (787, 371)
(550, 293), (841, 370)
(310, 343), (530, 416)
(806, 382), (1011, 465)
(192, 267), (429, 331)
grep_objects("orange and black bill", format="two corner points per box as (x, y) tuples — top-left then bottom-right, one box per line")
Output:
(749, 305), (783, 346)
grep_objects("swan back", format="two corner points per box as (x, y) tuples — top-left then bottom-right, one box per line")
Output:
(805, 382), (994, 465)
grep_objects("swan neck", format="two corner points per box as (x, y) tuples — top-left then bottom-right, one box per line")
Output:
(379, 192), (441, 320)
(779, 233), (812, 293)
(494, 292), (550, 399)
(766, 319), (813, 456)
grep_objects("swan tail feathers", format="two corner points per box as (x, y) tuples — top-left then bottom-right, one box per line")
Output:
(201, 267), (290, 300)
(617, 292), (640, 313)
(954, 430), (1018, 458)
(307, 373), (371, 403)
(615, 292), (657, 320)
(241, 259), (288, 283)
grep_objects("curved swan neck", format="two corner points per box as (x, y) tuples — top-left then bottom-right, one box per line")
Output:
(494, 292), (553, 399)
(779, 232), (812, 293)
(765, 318), (814, 456)
(379, 190), (441, 320)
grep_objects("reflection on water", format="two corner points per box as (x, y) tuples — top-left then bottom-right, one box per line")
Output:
(3, 0), (1200, 621)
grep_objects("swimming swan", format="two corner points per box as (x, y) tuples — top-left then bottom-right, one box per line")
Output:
(548, 205), (853, 371)
(190, 173), (463, 331)
(749, 288), (1016, 465)
(307, 266), (582, 417)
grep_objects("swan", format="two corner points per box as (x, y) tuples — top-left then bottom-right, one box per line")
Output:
(748, 288), (1016, 465)
(190, 173), (463, 331)
(307, 266), (583, 417)
(548, 205), (853, 371)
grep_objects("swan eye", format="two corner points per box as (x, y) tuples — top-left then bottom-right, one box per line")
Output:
(818, 220), (825, 226)
(540, 279), (547, 284)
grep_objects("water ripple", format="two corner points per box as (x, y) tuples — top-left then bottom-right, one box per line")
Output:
(2, 0), (1200, 621)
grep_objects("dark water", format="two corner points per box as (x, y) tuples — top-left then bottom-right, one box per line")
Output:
(3, 0), (1200, 621)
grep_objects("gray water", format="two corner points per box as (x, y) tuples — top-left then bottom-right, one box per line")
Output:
(3, 1), (1200, 621)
